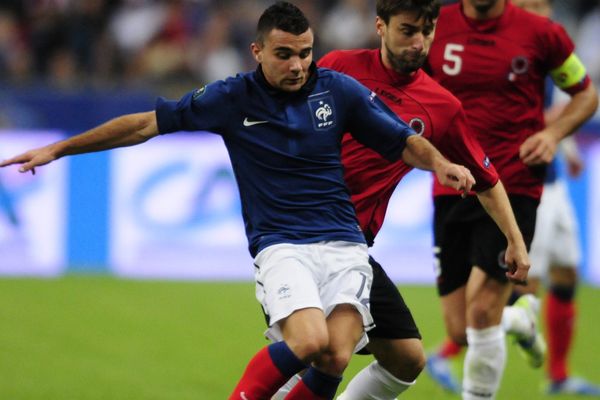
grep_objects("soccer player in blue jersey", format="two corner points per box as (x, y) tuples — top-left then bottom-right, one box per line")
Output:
(0, 2), (483, 399)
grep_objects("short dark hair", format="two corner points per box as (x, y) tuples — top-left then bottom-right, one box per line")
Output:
(376, 0), (441, 25)
(256, 1), (311, 45)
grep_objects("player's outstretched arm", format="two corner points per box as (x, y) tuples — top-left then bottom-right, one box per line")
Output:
(0, 111), (159, 174)
(476, 181), (530, 285)
(402, 135), (476, 196)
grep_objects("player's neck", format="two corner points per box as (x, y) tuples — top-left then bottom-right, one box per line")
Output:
(462, 0), (506, 20)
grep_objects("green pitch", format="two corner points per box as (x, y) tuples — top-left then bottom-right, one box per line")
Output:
(1, 276), (598, 399)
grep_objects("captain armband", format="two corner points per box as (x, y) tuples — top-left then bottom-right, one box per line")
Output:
(549, 53), (588, 90)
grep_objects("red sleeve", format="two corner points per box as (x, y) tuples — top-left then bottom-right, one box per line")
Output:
(437, 108), (499, 192)
(318, 51), (341, 69)
(541, 20), (575, 71)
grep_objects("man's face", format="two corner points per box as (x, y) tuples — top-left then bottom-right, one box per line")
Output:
(377, 12), (436, 74)
(251, 28), (313, 92)
(467, 0), (500, 14)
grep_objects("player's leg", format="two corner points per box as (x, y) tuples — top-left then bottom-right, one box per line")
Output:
(461, 268), (511, 400)
(230, 244), (329, 399)
(285, 241), (374, 400)
(462, 195), (542, 400)
(543, 184), (600, 394)
(426, 196), (473, 393)
(337, 257), (425, 399)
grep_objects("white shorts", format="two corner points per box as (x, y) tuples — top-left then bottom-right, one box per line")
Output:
(254, 241), (374, 351)
(529, 180), (581, 279)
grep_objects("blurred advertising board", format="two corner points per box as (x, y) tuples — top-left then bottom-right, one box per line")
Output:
(0, 130), (67, 276)
(108, 133), (437, 282)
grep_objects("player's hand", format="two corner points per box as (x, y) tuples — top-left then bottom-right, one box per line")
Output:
(504, 240), (530, 286)
(436, 163), (475, 198)
(0, 147), (57, 175)
(519, 130), (559, 166)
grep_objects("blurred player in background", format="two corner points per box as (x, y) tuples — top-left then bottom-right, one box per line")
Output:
(425, 0), (598, 398)
(0, 2), (479, 399)
(513, 0), (600, 394)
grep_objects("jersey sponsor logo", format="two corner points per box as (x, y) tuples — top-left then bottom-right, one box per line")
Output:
(467, 37), (495, 47)
(192, 85), (206, 99)
(376, 87), (402, 104)
(409, 117), (426, 136)
(243, 117), (269, 127)
(308, 93), (336, 130)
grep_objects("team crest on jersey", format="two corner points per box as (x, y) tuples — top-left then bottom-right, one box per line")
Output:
(409, 117), (426, 136)
(308, 92), (336, 130)
(508, 56), (529, 82)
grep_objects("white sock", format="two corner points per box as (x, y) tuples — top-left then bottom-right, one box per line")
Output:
(463, 325), (506, 400)
(271, 374), (301, 400)
(337, 361), (414, 400)
(501, 305), (530, 338)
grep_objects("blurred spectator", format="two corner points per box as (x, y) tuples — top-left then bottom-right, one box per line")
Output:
(320, 0), (377, 51)
(0, 0), (596, 95)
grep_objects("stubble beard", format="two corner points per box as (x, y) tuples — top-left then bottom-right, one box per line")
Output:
(385, 43), (426, 74)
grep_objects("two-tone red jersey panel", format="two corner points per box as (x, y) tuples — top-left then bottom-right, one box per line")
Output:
(427, 2), (575, 199)
(320, 49), (498, 239)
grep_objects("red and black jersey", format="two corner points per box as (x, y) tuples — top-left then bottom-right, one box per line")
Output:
(319, 49), (498, 242)
(427, 1), (584, 199)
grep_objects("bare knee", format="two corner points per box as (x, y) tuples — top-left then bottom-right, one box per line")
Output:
(384, 349), (426, 381)
(369, 338), (426, 381)
(315, 349), (353, 376)
(468, 302), (496, 329)
(287, 334), (329, 363)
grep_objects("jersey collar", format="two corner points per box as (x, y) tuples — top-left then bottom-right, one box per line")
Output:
(375, 49), (421, 86)
(460, 0), (514, 33)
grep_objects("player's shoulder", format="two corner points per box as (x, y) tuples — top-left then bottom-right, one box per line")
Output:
(435, 3), (466, 37)
(506, 4), (570, 43)
(204, 72), (251, 96)
(319, 49), (376, 72)
(418, 71), (462, 111)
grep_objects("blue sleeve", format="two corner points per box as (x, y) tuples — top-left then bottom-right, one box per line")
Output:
(155, 80), (235, 135)
(342, 76), (415, 162)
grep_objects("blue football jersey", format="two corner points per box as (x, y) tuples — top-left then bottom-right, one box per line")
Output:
(155, 64), (415, 256)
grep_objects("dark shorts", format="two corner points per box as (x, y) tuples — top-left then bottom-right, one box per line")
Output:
(357, 256), (421, 355)
(433, 194), (539, 297)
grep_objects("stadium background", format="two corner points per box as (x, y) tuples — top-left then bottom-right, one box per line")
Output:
(0, 1), (599, 399)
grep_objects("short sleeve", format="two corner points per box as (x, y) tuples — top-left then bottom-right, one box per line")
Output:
(541, 20), (575, 71)
(155, 80), (235, 135)
(438, 108), (499, 192)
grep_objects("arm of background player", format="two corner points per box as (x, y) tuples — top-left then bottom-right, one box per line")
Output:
(520, 58), (599, 166)
(402, 135), (475, 195)
(476, 181), (530, 284)
(0, 111), (159, 174)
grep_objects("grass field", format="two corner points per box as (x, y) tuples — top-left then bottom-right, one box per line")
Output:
(1, 276), (599, 399)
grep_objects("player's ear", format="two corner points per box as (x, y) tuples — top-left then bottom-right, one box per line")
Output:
(251, 43), (263, 63)
(375, 16), (385, 37)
